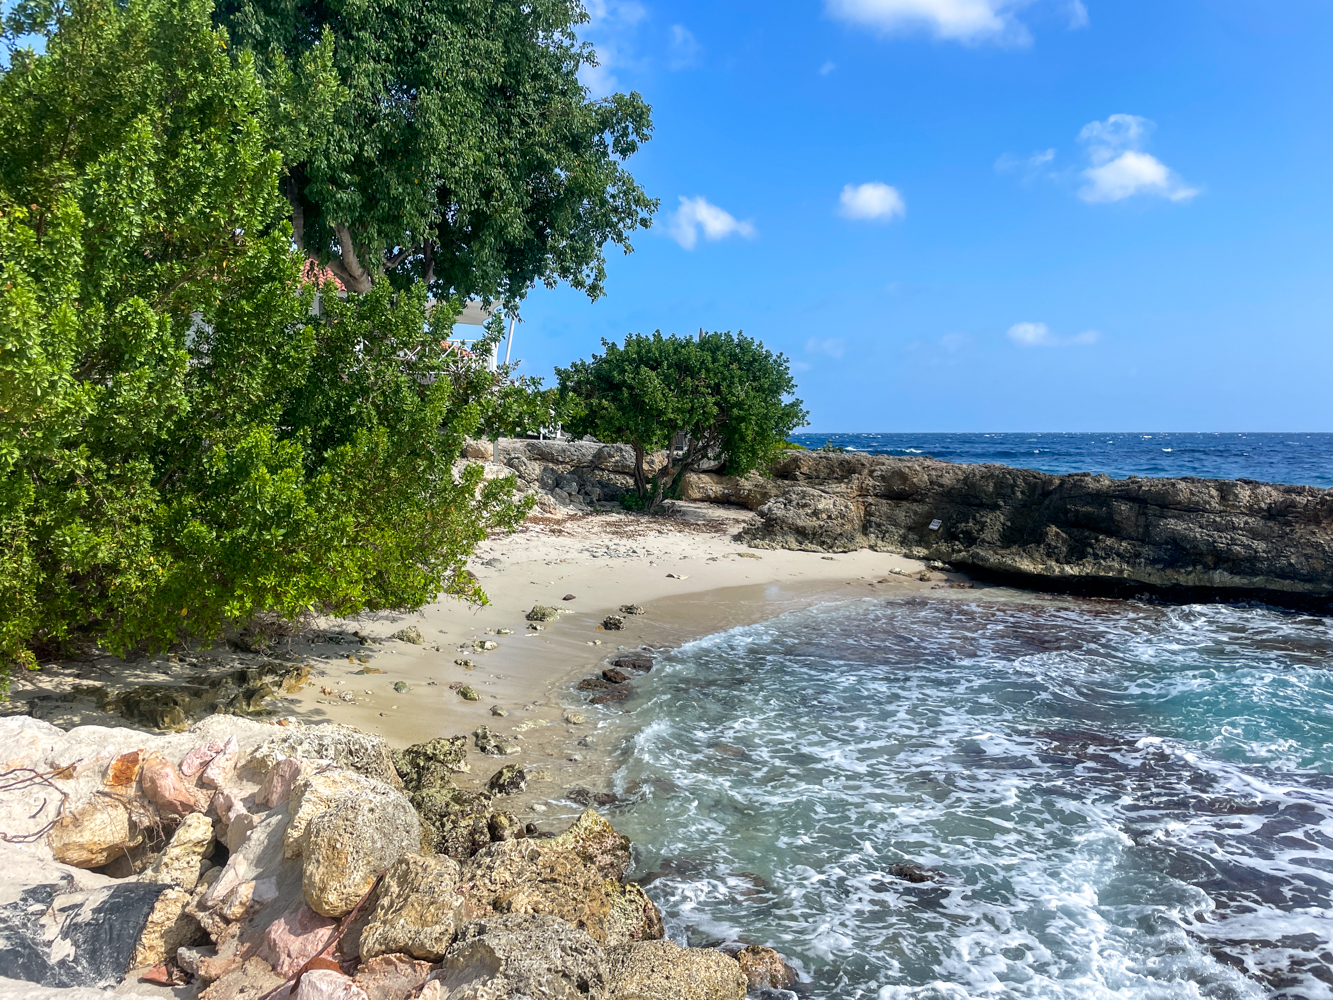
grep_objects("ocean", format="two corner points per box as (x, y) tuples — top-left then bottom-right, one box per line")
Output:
(607, 594), (1333, 999)
(786, 433), (1333, 489)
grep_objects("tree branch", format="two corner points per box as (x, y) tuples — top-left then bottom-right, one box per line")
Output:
(332, 224), (373, 294)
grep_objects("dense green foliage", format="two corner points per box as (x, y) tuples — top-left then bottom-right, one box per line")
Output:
(0, 0), (530, 689)
(557, 332), (807, 511)
(215, 0), (657, 300)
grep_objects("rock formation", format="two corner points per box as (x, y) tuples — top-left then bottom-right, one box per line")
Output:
(0, 715), (757, 999)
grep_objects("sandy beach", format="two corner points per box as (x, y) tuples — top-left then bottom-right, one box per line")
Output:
(5, 497), (972, 831)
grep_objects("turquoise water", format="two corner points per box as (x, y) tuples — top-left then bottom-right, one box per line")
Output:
(606, 595), (1333, 999)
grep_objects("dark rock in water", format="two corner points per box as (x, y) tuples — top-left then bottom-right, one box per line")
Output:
(736, 451), (1333, 604)
(735, 944), (798, 991)
(486, 764), (527, 796)
(609, 652), (655, 673)
(431, 913), (606, 998)
(0, 878), (169, 988)
(888, 862), (941, 883)
(590, 685), (633, 705)
(567, 788), (618, 808)
(601, 615), (626, 631)
(601, 668), (632, 684)
(392, 736), (470, 792)
(577, 677), (611, 691)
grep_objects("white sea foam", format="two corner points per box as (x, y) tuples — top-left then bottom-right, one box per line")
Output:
(610, 594), (1333, 999)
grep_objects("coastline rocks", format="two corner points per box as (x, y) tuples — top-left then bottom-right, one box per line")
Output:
(391, 737), (472, 788)
(291, 968), (368, 1000)
(140, 812), (214, 892)
(604, 940), (747, 1000)
(601, 615), (626, 631)
(526, 605), (562, 622)
(300, 784), (420, 917)
(473, 725), (520, 756)
(428, 913), (606, 1000)
(140, 753), (200, 818)
(549, 809), (633, 881)
(47, 796), (139, 869)
(257, 905), (337, 977)
(248, 725), (401, 788)
(678, 471), (783, 511)
(352, 954), (434, 1000)
(734, 945), (797, 991)
(740, 451), (1333, 600)
(391, 626), (425, 645)
(359, 853), (464, 961)
(412, 786), (494, 859)
(486, 764), (528, 796)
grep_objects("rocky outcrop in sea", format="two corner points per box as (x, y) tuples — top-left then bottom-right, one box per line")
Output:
(0, 715), (764, 999)
(482, 439), (1333, 603)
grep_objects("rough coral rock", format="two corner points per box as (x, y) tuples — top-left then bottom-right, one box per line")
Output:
(128, 887), (202, 969)
(604, 939), (747, 1000)
(741, 451), (1333, 602)
(485, 764), (527, 796)
(285, 770), (386, 858)
(248, 724), (401, 787)
(472, 725), (520, 756)
(301, 782), (420, 917)
(391, 626), (425, 644)
(352, 953), (434, 1000)
(427, 913), (606, 1000)
(411, 785), (495, 859)
(359, 853), (464, 961)
(525, 605), (562, 622)
(140, 812), (215, 892)
(734, 945), (797, 990)
(47, 796), (139, 869)
(391, 737), (471, 791)
(549, 809), (633, 880)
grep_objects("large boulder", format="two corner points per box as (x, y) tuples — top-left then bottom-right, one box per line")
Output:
(359, 853), (464, 961)
(301, 782), (420, 917)
(247, 724), (401, 788)
(425, 913), (606, 1000)
(391, 737), (471, 790)
(548, 809), (632, 880)
(605, 940), (747, 1000)
(411, 785), (494, 860)
(46, 796), (139, 869)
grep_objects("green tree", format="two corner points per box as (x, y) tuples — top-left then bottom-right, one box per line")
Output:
(215, 0), (657, 302)
(557, 332), (807, 512)
(0, 0), (529, 690)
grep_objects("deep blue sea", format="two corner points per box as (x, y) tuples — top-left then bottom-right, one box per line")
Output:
(786, 433), (1333, 489)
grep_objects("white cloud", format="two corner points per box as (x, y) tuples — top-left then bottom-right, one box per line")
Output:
(820, 60), (837, 74)
(1008, 321), (1100, 347)
(1077, 114), (1198, 204)
(578, 0), (649, 98)
(668, 24), (700, 69)
(1065, 0), (1089, 28)
(807, 337), (847, 359)
(838, 182), (906, 222)
(668, 196), (757, 250)
(826, 0), (1024, 44)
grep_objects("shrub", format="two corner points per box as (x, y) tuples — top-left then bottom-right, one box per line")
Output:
(556, 331), (807, 512)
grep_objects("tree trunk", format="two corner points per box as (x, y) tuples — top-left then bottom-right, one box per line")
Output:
(328, 224), (374, 294)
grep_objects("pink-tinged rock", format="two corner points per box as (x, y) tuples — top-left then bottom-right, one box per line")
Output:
(141, 754), (198, 817)
(292, 968), (368, 1000)
(259, 757), (304, 808)
(212, 788), (249, 826)
(180, 740), (224, 777)
(353, 953), (433, 1000)
(259, 906), (339, 978)
(201, 736), (239, 789)
(226, 811), (258, 853)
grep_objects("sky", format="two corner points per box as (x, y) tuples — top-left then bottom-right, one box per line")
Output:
(499, 0), (1333, 433)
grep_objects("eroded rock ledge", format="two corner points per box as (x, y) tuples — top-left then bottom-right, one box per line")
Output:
(729, 451), (1333, 602)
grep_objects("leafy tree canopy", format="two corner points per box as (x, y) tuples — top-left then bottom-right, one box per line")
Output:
(557, 332), (808, 511)
(0, 0), (528, 690)
(214, 0), (657, 300)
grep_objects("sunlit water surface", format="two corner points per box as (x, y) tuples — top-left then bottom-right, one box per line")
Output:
(606, 595), (1333, 1000)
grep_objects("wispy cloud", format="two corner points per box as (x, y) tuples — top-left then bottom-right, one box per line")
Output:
(1008, 321), (1100, 347)
(807, 337), (847, 359)
(825, 0), (1086, 45)
(668, 196), (757, 250)
(995, 147), (1056, 178)
(1078, 114), (1198, 204)
(668, 24), (701, 69)
(820, 60), (837, 75)
(578, 0), (649, 97)
(838, 182), (906, 222)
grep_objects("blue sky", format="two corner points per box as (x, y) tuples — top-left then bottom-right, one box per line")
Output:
(502, 0), (1333, 432)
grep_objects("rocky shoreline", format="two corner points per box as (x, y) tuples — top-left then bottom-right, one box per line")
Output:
(493, 440), (1333, 606)
(0, 713), (798, 999)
